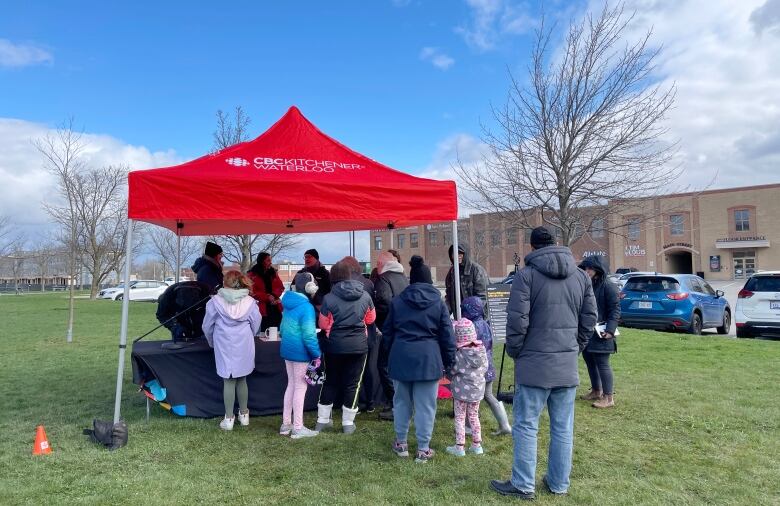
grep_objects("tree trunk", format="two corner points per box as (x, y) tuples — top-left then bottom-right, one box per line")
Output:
(240, 235), (252, 271)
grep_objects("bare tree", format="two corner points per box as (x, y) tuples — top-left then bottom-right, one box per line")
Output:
(34, 118), (85, 342)
(147, 227), (197, 278)
(211, 107), (300, 271)
(455, 3), (680, 246)
(30, 237), (58, 291)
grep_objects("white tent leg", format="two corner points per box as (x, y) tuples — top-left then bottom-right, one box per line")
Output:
(452, 220), (462, 320)
(175, 224), (181, 283)
(390, 229), (394, 249)
(113, 219), (134, 423)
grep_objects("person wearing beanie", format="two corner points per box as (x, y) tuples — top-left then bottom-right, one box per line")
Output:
(491, 226), (597, 499)
(296, 249), (331, 310)
(382, 255), (456, 463)
(578, 255), (620, 409)
(372, 251), (408, 420)
(316, 261), (376, 435)
(461, 296), (512, 436)
(192, 241), (224, 293)
(446, 318), (488, 457)
(445, 244), (489, 315)
(247, 252), (285, 332)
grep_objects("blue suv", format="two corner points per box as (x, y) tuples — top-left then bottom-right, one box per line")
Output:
(620, 274), (731, 335)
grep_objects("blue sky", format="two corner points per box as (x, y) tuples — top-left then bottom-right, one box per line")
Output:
(0, 1), (543, 171)
(2, 0), (780, 264)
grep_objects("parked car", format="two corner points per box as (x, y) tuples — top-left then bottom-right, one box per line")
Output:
(615, 271), (658, 290)
(615, 267), (638, 275)
(98, 280), (170, 301)
(620, 274), (730, 335)
(734, 271), (780, 338)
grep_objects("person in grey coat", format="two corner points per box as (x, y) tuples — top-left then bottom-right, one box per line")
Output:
(491, 227), (597, 500)
(578, 255), (620, 409)
(445, 244), (489, 315)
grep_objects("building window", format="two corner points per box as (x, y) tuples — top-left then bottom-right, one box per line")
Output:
(429, 231), (438, 247)
(475, 231), (485, 248)
(374, 235), (382, 251)
(397, 233), (405, 249)
(410, 233), (419, 248)
(443, 230), (452, 245)
(627, 219), (640, 240)
(491, 229), (502, 247)
(735, 209), (750, 232)
(670, 214), (684, 236)
(506, 227), (518, 245)
(590, 218), (605, 238)
(524, 228), (532, 243)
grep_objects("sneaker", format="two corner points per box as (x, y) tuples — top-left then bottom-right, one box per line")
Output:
(446, 445), (466, 457)
(415, 448), (435, 463)
(490, 480), (534, 500)
(219, 416), (235, 431)
(237, 410), (249, 426)
(291, 426), (319, 439)
(542, 475), (567, 496)
(279, 423), (293, 436)
(392, 440), (409, 458)
(468, 444), (484, 455)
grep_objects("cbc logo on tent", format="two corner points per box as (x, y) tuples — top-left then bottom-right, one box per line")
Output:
(225, 157), (250, 167)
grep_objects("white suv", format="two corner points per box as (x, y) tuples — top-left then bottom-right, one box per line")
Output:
(98, 280), (170, 302)
(734, 271), (780, 338)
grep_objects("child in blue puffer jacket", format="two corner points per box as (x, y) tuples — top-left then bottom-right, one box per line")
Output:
(279, 272), (322, 439)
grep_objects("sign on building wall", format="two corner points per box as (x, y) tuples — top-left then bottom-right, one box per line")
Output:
(624, 245), (646, 257)
(485, 284), (511, 344)
(709, 255), (721, 272)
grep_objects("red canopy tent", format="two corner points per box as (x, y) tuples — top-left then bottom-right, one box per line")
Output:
(113, 106), (462, 422)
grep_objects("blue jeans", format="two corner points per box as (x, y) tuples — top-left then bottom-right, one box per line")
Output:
(392, 379), (439, 451)
(511, 385), (577, 494)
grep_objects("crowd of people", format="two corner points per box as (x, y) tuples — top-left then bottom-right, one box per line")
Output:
(191, 226), (620, 498)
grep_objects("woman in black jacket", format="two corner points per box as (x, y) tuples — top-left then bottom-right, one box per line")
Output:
(579, 255), (621, 408)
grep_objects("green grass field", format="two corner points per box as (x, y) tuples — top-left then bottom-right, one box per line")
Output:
(1, 293), (778, 505)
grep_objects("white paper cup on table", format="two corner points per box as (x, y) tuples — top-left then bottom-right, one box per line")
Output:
(264, 327), (279, 341)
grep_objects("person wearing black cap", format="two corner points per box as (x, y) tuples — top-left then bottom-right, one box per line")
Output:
(382, 255), (456, 463)
(296, 248), (331, 310)
(445, 244), (489, 315)
(491, 227), (597, 499)
(192, 241), (224, 293)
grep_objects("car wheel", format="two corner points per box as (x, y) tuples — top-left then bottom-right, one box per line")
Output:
(736, 328), (753, 339)
(688, 312), (702, 335)
(115, 294), (123, 301)
(716, 310), (731, 335)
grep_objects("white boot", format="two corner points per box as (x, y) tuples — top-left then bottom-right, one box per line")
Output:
(490, 401), (512, 436)
(315, 403), (333, 432)
(342, 406), (359, 435)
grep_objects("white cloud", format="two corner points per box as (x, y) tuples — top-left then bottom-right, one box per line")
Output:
(455, 0), (537, 51)
(0, 118), (182, 228)
(419, 46), (455, 70)
(750, 0), (780, 35)
(0, 39), (53, 68)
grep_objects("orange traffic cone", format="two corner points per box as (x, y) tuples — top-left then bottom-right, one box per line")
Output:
(33, 425), (51, 455)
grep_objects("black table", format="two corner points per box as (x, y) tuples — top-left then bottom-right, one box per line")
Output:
(132, 337), (384, 418)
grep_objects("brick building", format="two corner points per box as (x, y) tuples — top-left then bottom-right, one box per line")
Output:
(369, 183), (780, 282)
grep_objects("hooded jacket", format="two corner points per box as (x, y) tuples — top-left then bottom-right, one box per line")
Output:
(461, 295), (496, 382)
(579, 255), (620, 354)
(280, 290), (321, 362)
(373, 260), (409, 330)
(202, 288), (262, 379)
(448, 344), (488, 402)
(382, 283), (457, 382)
(318, 279), (376, 354)
(192, 256), (224, 293)
(445, 244), (490, 314)
(506, 246), (597, 389)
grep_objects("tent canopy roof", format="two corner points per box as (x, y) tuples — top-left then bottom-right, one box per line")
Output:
(128, 106), (457, 236)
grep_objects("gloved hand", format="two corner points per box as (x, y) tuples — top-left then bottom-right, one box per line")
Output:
(311, 357), (321, 369)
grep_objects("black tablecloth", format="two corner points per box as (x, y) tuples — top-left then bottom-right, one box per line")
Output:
(132, 337), (385, 418)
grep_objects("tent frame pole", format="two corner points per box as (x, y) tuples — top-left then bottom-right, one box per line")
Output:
(452, 220), (462, 319)
(175, 221), (182, 283)
(113, 219), (134, 423)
